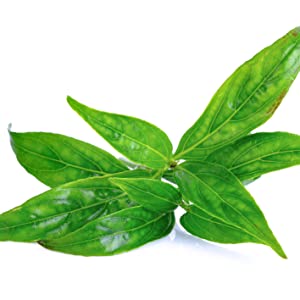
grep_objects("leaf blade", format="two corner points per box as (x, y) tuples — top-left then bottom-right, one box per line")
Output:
(10, 131), (127, 187)
(174, 161), (286, 258)
(180, 206), (259, 244)
(207, 132), (300, 181)
(0, 169), (152, 242)
(67, 96), (173, 169)
(110, 178), (181, 213)
(175, 27), (300, 160)
(40, 207), (175, 256)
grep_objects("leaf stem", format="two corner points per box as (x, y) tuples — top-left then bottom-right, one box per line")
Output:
(179, 200), (190, 211)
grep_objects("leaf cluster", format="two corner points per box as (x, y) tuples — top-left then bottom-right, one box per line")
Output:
(2, 27), (300, 258)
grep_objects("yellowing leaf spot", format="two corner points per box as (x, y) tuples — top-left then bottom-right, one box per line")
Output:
(267, 90), (287, 115)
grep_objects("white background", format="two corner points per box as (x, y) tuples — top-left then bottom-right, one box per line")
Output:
(0, 1), (300, 299)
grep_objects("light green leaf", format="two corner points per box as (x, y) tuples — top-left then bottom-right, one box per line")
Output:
(175, 27), (300, 160)
(67, 96), (173, 169)
(10, 131), (127, 187)
(207, 132), (300, 181)
(174, 161), (286, 258)
(40, 207), (175, 256)
(110, 178), (181, 213)
(0, 169), (152, 242)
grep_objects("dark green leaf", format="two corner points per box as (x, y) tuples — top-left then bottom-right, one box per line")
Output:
(207, 132), (300, 181)
(174, 161), (286, 258)
(175, 27), (300, 160)
(67, 96), (173, 169)
(10, 131), (127, 187)
(162, 169), (176, 184)
(40, 207), (175, 256)
(110, 178), (181, 213)
(0, 169), (152, 242)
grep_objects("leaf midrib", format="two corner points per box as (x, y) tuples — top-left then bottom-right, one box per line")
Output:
(60, 138), (125, 172)
(177, 166), (274, 246)
(0, 193), (127, 232)
(115, 180), (179, 207)
(14, 144), (106, 176)
(46, 206), (167, 248)
(185, 207), (261, 239)
(84, 113), (170, 164)
(230, 149), (300, 170)
(186, 200), (269, 246)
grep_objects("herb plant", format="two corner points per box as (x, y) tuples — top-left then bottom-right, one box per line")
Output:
(2, 27), (300, 258)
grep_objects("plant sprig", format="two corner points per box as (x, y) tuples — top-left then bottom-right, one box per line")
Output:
(3, 27), (300, 258)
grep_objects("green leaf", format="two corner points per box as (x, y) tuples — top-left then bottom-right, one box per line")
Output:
(110, 178), (181, 213)
(207, 132), (300, 181)
(40, 207), (175, 256)
(175, 27), (300, 160)
(180, 206), (260, 244)
(164, 168), (259, 186)
(67, 96), (173, 169)
(174, 161), (286, 258)
(0, 169), (152, 242)
(10, 131), (127, 187)
(162, 169), (176, 184)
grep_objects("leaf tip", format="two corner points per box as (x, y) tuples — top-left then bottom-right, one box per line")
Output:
(67, 96), (88, 117)
(66, 95), (77, 107)
(270, 241), (287, 259)
(275, 246), (288, 259)
(291, 26), (300, 37)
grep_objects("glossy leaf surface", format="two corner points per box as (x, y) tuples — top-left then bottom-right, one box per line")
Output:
(10, 131), (127, 187)
(174, 161), (286, 258)
(181, 206), (260, 244)
(0, 169), (152, 242)
(67, 96), (173, 169)
(40, 207), (175, 256)
(207, 132), (300, 181)
(110, 178), (181, 213)
(175, 27), (300, 160)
